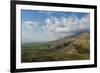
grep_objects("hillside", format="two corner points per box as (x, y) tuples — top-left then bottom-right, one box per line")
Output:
(21, 32), (90, 62)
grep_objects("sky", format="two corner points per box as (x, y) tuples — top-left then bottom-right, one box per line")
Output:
(21, 10), (90, 43)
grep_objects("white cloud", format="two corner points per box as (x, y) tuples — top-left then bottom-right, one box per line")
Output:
(43, 14), (90, 39)
(38, 11), (54, 17)
(79, 14), (90, 30)
(22, 21), (39, 30)
(22, 14), (90, 40)
(55, 27), (69, 32)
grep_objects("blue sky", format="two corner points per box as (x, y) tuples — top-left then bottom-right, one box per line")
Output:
(21, 10), (90, 43)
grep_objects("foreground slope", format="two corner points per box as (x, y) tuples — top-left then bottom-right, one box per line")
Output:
(21, 32), (90, 62)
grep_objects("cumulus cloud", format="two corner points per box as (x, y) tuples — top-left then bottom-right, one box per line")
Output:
(22, 14), (90, 39)
(79, 14), (90, 30)
(43, 14), (90, 38)
(22, 21), (39, 30)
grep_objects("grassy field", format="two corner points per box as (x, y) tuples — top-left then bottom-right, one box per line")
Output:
(21, 32), (90, 63)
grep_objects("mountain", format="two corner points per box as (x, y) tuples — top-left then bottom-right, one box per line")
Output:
(22, 32), (90, 62)
(46, 32), (90, 50)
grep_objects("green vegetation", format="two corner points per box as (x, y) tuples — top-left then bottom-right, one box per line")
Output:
(21, 32), (90, 62)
